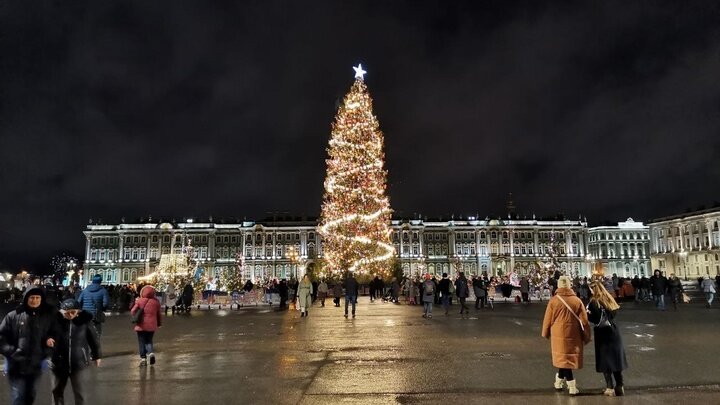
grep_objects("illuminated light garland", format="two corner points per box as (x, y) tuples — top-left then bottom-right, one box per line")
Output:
(319, 66), (394, 277)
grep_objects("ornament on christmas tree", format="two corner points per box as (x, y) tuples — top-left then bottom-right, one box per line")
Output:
(319, 65), (394, 276)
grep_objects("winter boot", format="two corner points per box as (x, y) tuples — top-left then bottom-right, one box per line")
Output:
(614, 385), (625, 396)
(554, 374), (565, 390)
(566, 380), (579, 395)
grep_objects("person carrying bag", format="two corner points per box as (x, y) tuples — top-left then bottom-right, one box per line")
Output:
(541, 276), (591, 396)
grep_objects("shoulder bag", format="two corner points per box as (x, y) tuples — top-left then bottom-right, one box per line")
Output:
(556, 295), (585, 332)
(131, 301), (147, 324)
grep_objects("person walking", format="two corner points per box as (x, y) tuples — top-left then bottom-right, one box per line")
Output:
(438, 273), (451, 315)
(667, 273), (684, 310)
(343, 272), (359, 318)
(587, 282), (628, 396)
(0, 287), (57, 405)
(454, 272), (470, 314)
(332, 282), (342, 307)
(649, 270), (668, 310)
(701, 275), (716, 308)
(130, 285), (162, 367)
(51, 299), (102, 405)
(298, 275), (313, 317)
(77, 275), (110, 337)
(541, 276), (591, 396)
(317, 279), (328, 307)
(421, 274), (435, 318)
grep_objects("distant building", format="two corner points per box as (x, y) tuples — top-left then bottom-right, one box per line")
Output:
(587, 218), (650, 277)
(649, 208), (720, 279)
(82, 216), (591, 285)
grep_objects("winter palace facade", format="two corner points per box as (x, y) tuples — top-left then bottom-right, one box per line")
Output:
(648, 207), (720, 280)
(81, 214), (662, 286)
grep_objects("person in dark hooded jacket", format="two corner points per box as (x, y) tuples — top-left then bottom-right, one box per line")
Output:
(77, 275), (110, 336)
(51, 299), (101, 405)
(0, 287), (58, 405)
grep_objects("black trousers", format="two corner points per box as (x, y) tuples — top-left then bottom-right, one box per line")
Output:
(52, 369), (86, 405)
(603, 371), (624, 388)
(558, 368), (574, 381)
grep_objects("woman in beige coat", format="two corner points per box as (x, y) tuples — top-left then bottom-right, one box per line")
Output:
(541, 275), (591, 395)
(298, 274), (313, 317)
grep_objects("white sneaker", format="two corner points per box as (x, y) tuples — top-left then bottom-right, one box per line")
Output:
(554, 374), (565, 390)
(148, 353), (156, 365)
(139, 358), (147, 367)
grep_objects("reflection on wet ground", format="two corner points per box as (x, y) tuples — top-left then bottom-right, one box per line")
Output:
(3, 300), (719, 404)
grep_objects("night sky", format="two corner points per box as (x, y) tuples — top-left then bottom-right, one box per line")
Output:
(2, 1), (720, 272)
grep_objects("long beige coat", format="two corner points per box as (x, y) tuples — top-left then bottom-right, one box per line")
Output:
(541, 287), (591, 369)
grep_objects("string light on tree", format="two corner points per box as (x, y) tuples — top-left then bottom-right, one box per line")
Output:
(319, 64), (394, 277)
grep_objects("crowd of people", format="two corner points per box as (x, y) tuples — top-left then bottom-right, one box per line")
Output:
(2, 268), (718, 403)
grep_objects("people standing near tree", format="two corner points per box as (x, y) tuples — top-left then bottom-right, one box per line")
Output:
(377, 277), (385, 300)
(667, 273), (684, 310)
(650, 270), (668, 311)
(311, 279), (318, 304)
(390, 277), (400, 303)
(368, 276), (377, 302)
(701, 275), (716, 308)
(51, 299), (102, 405)
(77, 275), (110, 337)
(317, 279), (328, 307)
(343, 272), (359, 318)
(277, 279), (289, 309)
(421, 274), (435, 318)
(473, 276), (485, 309)
(454, 272), (470, 314)
(0, 287), (57, 405)
(541, 276), (591, 396)
(520, 276), (530, 303)
(130, 285), (162, 367)
(631, 275), (641, 302)
(164, 281), (177, 315)
(587, 282), (628, 397)
(438, 273), (451, 315)
(298, 275), (313, 317)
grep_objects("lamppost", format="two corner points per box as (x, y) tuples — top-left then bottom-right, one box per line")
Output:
(287, 246), (299, 280)
(679, 250), (688, 281)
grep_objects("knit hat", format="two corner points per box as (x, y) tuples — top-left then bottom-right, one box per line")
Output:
(61, 299), (81, 311)
(557, 276), (572, 289)
(424, 273), (432, 280)
(92, 274), (102, 284)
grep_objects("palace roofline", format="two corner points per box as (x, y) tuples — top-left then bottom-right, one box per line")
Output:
(649, 206), (720, 224)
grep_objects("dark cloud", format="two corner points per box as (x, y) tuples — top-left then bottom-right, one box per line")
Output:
(1, 1), (719, 270)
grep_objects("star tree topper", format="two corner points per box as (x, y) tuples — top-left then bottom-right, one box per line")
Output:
(353, 64), (367, 80)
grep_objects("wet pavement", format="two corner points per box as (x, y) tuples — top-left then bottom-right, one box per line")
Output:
(2, 298), (720, 404)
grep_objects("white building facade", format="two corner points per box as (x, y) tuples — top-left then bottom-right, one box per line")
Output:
(82, 216), (592, 285)
(649, 208), (720, 279)
(587, 219), (650, 277)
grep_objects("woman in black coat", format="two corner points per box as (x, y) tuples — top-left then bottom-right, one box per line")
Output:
(587, 282), (628, 397)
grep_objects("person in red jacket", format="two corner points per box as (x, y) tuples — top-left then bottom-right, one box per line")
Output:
(130, 285), (162, 367)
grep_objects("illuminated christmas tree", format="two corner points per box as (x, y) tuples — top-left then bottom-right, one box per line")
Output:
(319, 64), (394, 276)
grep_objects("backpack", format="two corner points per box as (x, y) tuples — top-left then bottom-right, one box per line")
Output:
(423, 282), (434, 295)
(131, 302), (146, 324)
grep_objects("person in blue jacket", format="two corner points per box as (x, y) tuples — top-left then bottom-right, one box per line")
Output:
(77, 275), (110, 336)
